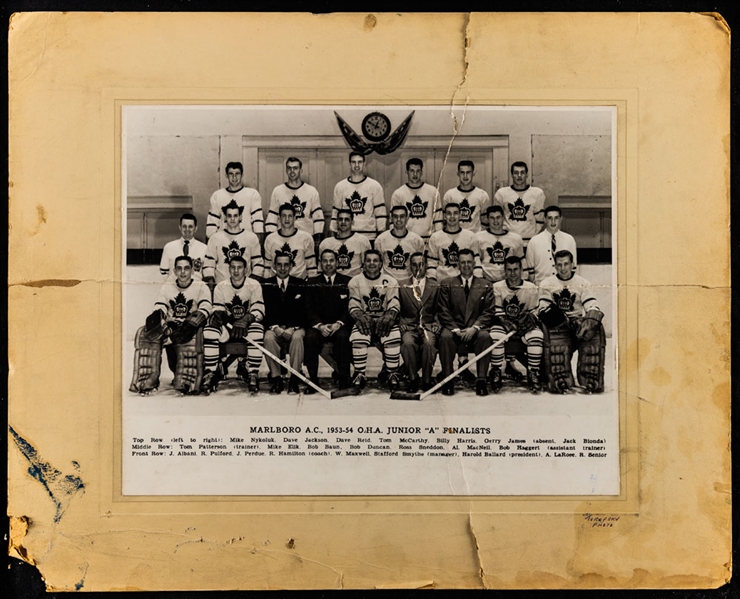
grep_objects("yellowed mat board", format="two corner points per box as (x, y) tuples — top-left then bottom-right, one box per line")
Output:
(8, 12), (730, 590)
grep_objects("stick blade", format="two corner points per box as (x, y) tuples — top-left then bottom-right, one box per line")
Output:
(330, 387), (360, 399)
(390, 391), (422, 401)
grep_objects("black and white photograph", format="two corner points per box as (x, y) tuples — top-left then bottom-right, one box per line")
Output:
(122, 105), (618, 496)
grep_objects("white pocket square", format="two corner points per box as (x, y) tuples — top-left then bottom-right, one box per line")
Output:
(340, 294), (348, 299)
(295, 294), (301, 299)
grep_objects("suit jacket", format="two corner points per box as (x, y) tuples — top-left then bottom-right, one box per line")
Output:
(305, 272), (352, 329)
(399, 278), (440, 332)
(261, 276), (306, 328)
(437, 275), (494, 330)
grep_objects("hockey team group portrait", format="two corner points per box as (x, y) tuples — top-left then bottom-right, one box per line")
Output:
(123, 105), (616, 415)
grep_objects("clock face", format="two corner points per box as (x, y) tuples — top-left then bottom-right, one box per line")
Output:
(362, 112), (391, 141)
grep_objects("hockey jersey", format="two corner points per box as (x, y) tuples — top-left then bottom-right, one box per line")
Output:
(493, 279), (538, 320)
(331, 176), (387, 240)
(426, 228), (482, 280)
(155, 279), (212, 322)
(263, 229), (317, 280)
(538, 273), (599, 319)
(319, 233), (372, 278)
(204, 229), (264, 283)
(212, 277), (265, 322)
(390, 182), (439, 240)
(206, 187), (264, 238)
(160, 238), (208, 281)
(476, 230), (525, 282)
(348, 272), (400, 319)
(374, 229), (426, 285)
(266, 182), (324, 236)
(435, 186), (491, 233)
(493, 185), (546, 241)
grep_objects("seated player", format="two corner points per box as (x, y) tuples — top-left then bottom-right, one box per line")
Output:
(537, 250), (606, 393)
(130, 256), (212, 396)
(348, 250), (402, 392)
(200, 255), (265, 394)
(488, 256), (544, 393)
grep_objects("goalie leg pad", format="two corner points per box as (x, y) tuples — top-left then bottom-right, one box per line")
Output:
(130, 326), (163, 393)
(172, 329), (204, 394)
(576, 322), (606, 393)
(542, 323), (575, 393)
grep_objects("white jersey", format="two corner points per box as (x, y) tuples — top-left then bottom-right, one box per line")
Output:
(205, 229), (264, 283)
(476, 230), (525, 282)
(263, 229), (318, 280)
(436, 186), (491, 233)
(525, 229), (578, 285)
(426, 228), (482, 281)
(266, 182), (324, 236)
(374, 229), (425, 285)
(538, 273), (599, 319)
(348, 272), (400, 318)
(331, 176), (387, 240)
(206, 187), (264, 238)
(319, 233), (372, 278)
(390, 182), (439, 240)
(160, 237), (207, 281)
(155, 279), (212, 322)
(493, 279), (539, 320)
(493, 185), (546, 241)
(213, 277), (265, 322)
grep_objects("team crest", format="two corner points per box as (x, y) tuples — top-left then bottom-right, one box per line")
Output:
(442, 241), (460, 267)
(507, 198), (530, 222)
(221, 198), (245, 217)
(346, 191), (368, 215)
(221, 240), (246, 264)
(290, 195), (306, 219)
(335, 244), (354, 270)
(169, 292), (193, 320)
(362, 287), (384, 313)
(406, 196), (428, 219)
(502, 294), (525, 318)
(487, 241), (509, 264)
(192, 257), (203, 272)
(553, 289), (576, 312)
(459, 199), (475, 222)
(387, 244), (410, 270)
(276, 243), (298, 266)
(228, 295), (248, 319)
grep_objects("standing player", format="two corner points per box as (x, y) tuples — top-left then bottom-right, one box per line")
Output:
(427, 203), (483, 281)
(160, 213), (207, 281)
(200, 256), (265, 395)
(204, 203), (264, 285)
(525, 205), (577, 285)
(477, 205), (526, 283)
(331, 151), (387, 241)
(265, 157), (324, 245)
(263, 203), (318, 280)
(390, 157), (439, 241)
(206, 161), (264, 243)
(319, 209), (371, 278)
(493, 161), (546, 246)
(374, 205), (425, 286)
(435, 160), (491, 233)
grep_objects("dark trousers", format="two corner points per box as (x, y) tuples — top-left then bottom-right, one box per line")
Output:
(439, 328), (492, 380)
(401, 329), (438, 384)
(304, 327), (351, 379)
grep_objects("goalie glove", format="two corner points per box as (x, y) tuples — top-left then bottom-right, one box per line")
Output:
(352, 311), (372, 336)
(577, 309), (603, 341)
(231, 313), (256, 340)
(517, 311), (538, 334)
(145, 310), (164, 333)
(170, 311), (207, 344)
(375, 311), (397, 338)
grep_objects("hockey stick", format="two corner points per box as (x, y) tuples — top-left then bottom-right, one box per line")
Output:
(390, 330), (515, 400)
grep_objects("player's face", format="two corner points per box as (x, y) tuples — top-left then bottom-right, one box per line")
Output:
(488, 211), (504, 232)
(363, 253), (381, 278)
(280, 209), (295, 229)
(444, 206), (460, 229)
(410, 255), (426, 280)
(457, 166), (474, 188)
(179, 219), (197, 241)
(274, 256), (292, 279)
(390, 209), (408, 231)
(225, 208), (242, 230)
(226, 168), (243, 189)
(512, 166), (528, 188)
(544, 211), (562, 234)
(407, 164), (423, 186)
(337, 214), (352, 234)
(555, 256), (573, 279)
(458, 253), (475, 278)
(321, 253), (338, 277)
(505, 262), (522, 286)
(286, 161), (302, 183)
(174, 260), (193, 285)
(229, 260), (247, 285)
(349, 156), (365, 176)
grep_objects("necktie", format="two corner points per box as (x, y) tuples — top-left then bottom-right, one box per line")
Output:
(183, 240), (190, 256)
(326, 277), (332, 286)
(414, 283), (422, 302)
(464, 278), (470, 298)
(280, 280), (286, 293)
(551, 234), (557, 255)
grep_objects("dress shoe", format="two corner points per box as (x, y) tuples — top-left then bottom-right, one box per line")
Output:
(420, 380), (434, 392)
(459, 363), (477, 386)
(406, 378), (419, 394)
(304, 376), (319, 395)
(268, 376), (283, 395)
(476, 379), (488, 396)
(287, 375), (301, 394)
(441, 382), (455, 396)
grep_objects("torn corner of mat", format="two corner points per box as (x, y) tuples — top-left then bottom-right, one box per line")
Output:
(9, 515), (37, 566)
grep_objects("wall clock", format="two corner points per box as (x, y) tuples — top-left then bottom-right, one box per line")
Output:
(361, 112), (392, 142)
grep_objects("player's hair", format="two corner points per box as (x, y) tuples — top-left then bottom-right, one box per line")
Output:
(487, 205), (504, 215)
(457, 248), (475, 260)
(225, 161), (243, 174)
(174, 255), (193, 267)
(457, 160), (475, 170)
(336, 208), (354, 219)
(320, 248), (338, 260)
(180, 213), (197, 225)
(229, 255), (247, 267)
(554, 250), (574, 263)
(278, 202), (296, 215)
(390, 205), (408, 216)
(543, 205), (562, 217)
(409, 251), (426, 263)
(349, 151), (365, 162)
(504, 255), (523, 266)
(444, 202), (460, 213)
(274, 253), (292, 264)
(285, 156), (303, 169)
(406, 157), (424, 170)
(363, 249), (382, 261)
(510, 161), (529, 175)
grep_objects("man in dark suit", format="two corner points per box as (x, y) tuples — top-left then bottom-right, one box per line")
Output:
(262, 254), (307, 394)
(398, 252), (440, 393)
(437, 248), (496, 396)
(304, 249), (353, 391)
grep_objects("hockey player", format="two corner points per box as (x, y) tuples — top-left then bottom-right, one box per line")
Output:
(488, 256), (544, 393)
(476, 205), (526, 283)
(160, 213), (207, 281)
(130, 255), (212, 396)
(348, 249), (402, 392)
(493, 161), (546, 246)
(330, 151), (387, 241)
(374, 205), (425, 286)
(390, 158), (439, 241)
(435, 160), (491, 233)
(200, 255), (265, 394)
(203, 203), (264, 286)
(427, 203), (483, 281)
(525, 205), (577, 285)
(319, 209), (371, 278)
(265, 157), (325, 244)
(206, 161), (264, 243)
(263, 203), (318, 280)
(537, 250), (605, 394)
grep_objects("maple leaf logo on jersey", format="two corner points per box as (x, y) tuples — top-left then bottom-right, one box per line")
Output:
(553, 288), (576, 312)
(486, 241), (509, 264)
(275, 243), (298, 266)
(459, 199), (475, 222)
(387, 244), (410, 270)
(227, 295), (248, 319)
(345, 191), (368, 215)
(221, 198), (245, 217)
(169, 292), (193, 320)
(507, 198), (530, 222)
(502, 294), (525, 319)
(335, 244), (354, 270)
(290, 195), (306, 219)
(362, 287), (384, 314)
(221, 240), (246, 264)
(442, 241), (460, 267)
(406, 195), (428, 219)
